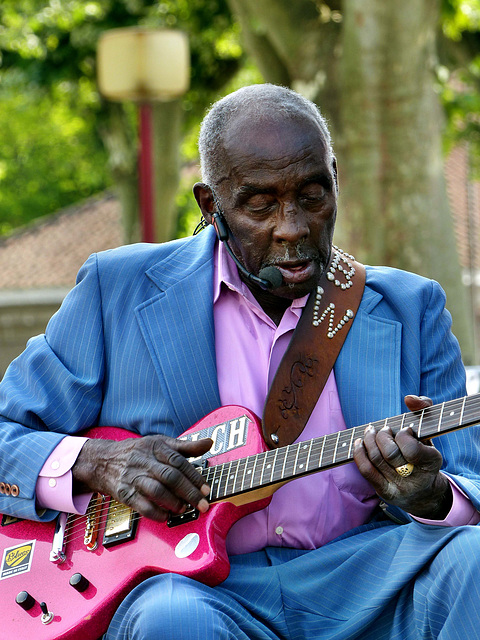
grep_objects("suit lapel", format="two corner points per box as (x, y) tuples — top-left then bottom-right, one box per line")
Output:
(134, 240), (404, 435)
(135, 228), (221, 434)
(335, 279), (403, 430)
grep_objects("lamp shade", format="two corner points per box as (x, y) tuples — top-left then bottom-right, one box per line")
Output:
(97, 28), (190, 102)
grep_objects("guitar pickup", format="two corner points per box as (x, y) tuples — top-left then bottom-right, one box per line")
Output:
(102, 499), (138, 548)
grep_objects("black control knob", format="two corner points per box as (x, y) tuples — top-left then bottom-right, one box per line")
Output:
(69, 572), (90, 592)
(15, 590), (35, 610)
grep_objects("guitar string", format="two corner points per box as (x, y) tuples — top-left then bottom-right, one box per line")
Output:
(65, 396), (479, 524)
(59, 395), (480, 547)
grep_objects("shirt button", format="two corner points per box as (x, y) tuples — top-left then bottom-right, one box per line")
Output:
(51, 461), (60, 470)
(48, 479), (57, 488)
(275, 526), (284, 536)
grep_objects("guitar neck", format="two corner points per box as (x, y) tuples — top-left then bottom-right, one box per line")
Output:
(204, 393), (480, 504)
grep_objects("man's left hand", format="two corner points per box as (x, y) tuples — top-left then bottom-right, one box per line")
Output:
(353, 394), (452, 520)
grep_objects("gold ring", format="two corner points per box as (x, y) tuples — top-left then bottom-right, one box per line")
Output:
(395, 463), (414, 477)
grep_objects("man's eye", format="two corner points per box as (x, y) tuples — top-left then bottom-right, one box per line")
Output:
(300, 186), (326, 203)
(246, 196), (276, 213)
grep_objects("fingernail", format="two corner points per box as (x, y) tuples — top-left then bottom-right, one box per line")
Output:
(198, 498), (209, 513)
(201, 484), (210, 496)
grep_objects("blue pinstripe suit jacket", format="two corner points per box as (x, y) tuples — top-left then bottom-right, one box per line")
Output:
(1, 226), (479, 523)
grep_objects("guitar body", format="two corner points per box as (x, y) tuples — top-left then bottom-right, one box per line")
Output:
(0, 406), (270, 640)
(3, 392), (476, 639)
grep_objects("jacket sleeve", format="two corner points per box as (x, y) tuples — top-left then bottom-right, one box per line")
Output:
(0, 253), (105, 521)
(398, 278), (480, 519)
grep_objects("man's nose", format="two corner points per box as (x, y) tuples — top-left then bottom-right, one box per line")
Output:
(272, 205), (309, 244)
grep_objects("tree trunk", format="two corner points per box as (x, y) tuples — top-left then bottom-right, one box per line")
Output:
(228, 0), (474, 362)
(339, 0), (472, 360)
(152, 100), (183, 243)
(99, 102), (140, 244)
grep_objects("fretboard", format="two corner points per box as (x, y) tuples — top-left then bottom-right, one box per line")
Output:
(205, 393), (480, 503)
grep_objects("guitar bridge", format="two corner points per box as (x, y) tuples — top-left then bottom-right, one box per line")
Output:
(167, 459), (205, 527)
(167, 506), (199, 528)
(102, 499), (138, 548)
(84, 493), (104, 550)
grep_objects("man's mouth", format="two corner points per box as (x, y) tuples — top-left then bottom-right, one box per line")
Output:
(274, 259), (316, 284)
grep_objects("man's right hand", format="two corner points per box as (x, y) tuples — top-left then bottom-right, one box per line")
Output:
(72, 435), (212, 522)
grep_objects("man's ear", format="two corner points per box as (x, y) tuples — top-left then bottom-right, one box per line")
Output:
(193, 183), (215, 225)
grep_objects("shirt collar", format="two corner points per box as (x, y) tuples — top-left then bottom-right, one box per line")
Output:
(213, 240), (309, 314)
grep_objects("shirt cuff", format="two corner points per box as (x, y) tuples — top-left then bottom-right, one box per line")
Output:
(412, 474), (480, 526)
(36, 436), (93, 515)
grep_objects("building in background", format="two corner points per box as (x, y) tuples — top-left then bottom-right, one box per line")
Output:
(0, 192), (122, 373)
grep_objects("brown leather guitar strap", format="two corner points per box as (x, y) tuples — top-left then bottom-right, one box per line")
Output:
(262, 247), (366, 448)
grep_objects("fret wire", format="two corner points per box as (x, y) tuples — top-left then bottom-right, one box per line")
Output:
(262, 449), (275, 484)
(292, 442), (302, 475)
(250, 452), (260, 489)
(271, 447), (279, 482)
(206, 464), (215, 500)
(391, 415), (404, 432)
(421, 404), (442, 436)
(459, 396), (466, 426)
(211, 463), (222, 501)
(232, 457), (242, 494)
(331, 431), (341, 464)
(305, 439), (313, 472)
(223, 460), (234, 498)
(318, 435), (326, 468)
(273, 447), (286, 481)
(347, 427), (356, 459)
(417, 409), (424, 438)
(252, 451), (263, 487)
(437, 401), (445, 433)
(333, 431), (347, 464)
(281, 444), (291, 479)
(240, 455), (249, 492)
(283, 443), (302, 477)
(218, 460), (228, 499)
(259, 450), (269, 486)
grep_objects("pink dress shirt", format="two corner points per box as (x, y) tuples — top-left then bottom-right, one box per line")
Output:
(36, 241), (479, 551)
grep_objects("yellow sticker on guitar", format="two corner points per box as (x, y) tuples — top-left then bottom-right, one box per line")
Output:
(0, 540), (35, 579)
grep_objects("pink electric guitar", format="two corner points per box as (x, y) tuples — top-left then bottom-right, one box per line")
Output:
(1, 397), (480, 639)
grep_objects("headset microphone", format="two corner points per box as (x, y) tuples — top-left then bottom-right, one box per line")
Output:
(211, 212), (283, 290)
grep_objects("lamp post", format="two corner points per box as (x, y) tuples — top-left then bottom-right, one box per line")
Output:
(97, 28), (190, 242)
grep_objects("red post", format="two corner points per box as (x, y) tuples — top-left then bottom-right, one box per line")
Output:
(138, 103), (155, 242)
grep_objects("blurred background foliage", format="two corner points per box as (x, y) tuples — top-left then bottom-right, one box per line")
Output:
(440, 0), (480, 172)
(0, 0), (254, 235)
(0, 0), (478, 234)
(0, 0), (480, 360)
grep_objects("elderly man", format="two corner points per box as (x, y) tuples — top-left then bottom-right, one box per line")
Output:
(1, 84), (480, 639)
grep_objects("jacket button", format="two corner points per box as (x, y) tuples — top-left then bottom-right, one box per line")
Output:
(0, 482), (5, 494)
(11, 485), (19, 497)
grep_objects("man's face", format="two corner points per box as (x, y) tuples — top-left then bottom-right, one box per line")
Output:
(215, 114), (337, 301)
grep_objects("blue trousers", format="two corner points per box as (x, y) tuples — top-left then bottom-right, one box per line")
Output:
(104, 521), (480, 640)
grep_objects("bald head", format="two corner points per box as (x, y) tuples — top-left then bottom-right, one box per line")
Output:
(198, 84), (335, 191)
